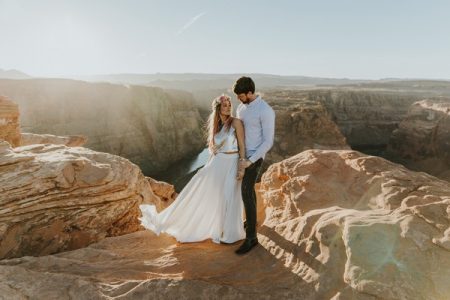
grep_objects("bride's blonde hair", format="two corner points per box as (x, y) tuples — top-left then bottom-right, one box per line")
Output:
(206, 94), (233, 149)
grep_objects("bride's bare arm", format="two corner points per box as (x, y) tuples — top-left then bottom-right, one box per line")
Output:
(232, 118), (246, 180)
(232, 118), (246, 160)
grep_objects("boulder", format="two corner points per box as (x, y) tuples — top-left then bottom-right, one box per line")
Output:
(0, 141), (157, 259)
(259, 150), (450, 299)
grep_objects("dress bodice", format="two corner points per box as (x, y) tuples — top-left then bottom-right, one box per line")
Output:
(214, 125), (238, 153)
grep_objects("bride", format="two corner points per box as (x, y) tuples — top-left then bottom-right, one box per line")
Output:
(139, 94), (246, 244)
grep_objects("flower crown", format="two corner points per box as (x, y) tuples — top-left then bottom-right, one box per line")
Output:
(213, 95), (230, 107)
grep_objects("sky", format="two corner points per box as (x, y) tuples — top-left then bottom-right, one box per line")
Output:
(1, 0), (449, 79)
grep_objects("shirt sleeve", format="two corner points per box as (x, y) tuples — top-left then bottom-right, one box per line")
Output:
(248, 105), (275, 163)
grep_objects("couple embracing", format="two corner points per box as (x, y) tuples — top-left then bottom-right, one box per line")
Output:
(139, 76), (275, 255)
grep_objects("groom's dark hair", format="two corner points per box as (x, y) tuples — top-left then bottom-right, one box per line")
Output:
(233, 76), (255, 94)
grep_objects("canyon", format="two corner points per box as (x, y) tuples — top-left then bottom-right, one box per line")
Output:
(0, 79), (449, 299)
(0, 79), (205, 176)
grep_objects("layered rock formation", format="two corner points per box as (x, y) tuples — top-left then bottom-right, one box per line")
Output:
(259, 150), (450, 299)
(0, 79), (205, 175)
(20, 132), (87, 147)
(387, 98), (450, 181)
(1, 149), (449, 299)
(2, 82), (449, 298)
(263, 91), (349, 167)
(0, 96), (21, 147)
(0, 140), (157, 259)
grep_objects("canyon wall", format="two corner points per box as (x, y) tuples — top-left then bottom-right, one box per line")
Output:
(308, 90), (421, 151)
(387, 98), (450, 180)
(0, 79), (205, 175)
(263, 90), (350, 167)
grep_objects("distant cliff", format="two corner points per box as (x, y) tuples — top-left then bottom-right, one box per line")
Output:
(260, 89), (421, 155)
(387, 98), (450, 180)
(261, 89), (449, 181)
(0, 69), (31, 80)
(263, 90), (349, 167)
(310, 90), (421, 152)
(0, 79), (205, 175)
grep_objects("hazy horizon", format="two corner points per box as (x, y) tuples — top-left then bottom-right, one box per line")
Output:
(1, 0), (450, 80)
(4, 68), (450, 82)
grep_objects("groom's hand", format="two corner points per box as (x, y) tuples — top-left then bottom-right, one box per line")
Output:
(236, 168), (245, 180)
(239, 158), (252, 169)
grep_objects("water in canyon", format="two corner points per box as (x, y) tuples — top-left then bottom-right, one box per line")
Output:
(156, 148), (210, 192)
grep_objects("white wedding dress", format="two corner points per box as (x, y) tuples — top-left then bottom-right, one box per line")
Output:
(139, 125), (246, 244)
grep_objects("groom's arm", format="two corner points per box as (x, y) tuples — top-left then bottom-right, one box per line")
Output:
(248, 106), (275, 163)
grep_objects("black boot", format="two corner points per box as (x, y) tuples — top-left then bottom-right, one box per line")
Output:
(235, 237), (258, 255)
(244, 220), (258, 229)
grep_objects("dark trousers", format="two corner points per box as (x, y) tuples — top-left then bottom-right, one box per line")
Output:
(241, 158), (263, 239)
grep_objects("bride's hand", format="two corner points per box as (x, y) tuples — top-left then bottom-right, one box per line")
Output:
(209, 145), (219, 155)
(210, 141), (224, 155)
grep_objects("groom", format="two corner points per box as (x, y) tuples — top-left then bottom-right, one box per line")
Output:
(233, 76), (275, 254)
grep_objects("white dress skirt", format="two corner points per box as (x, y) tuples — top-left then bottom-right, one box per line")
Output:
(139, 126), (246, 244)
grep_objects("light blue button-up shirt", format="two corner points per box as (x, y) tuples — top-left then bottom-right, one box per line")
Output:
(236, 96), (275, 163)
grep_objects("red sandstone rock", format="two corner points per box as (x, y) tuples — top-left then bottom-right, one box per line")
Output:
(0, 96), (21, 147)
